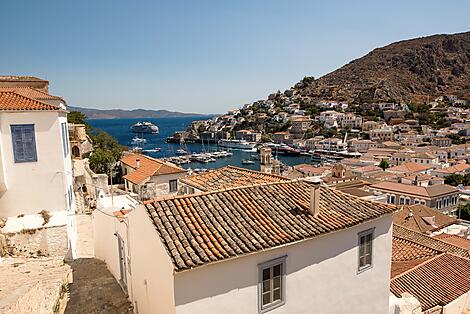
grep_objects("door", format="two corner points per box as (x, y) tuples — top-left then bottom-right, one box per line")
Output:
(117, 235), (128, 293)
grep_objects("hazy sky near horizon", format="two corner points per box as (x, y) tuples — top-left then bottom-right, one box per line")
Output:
(1, 1), (469, 113)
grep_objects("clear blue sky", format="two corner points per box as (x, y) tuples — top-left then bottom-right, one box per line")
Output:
(1, 0), (469, 113)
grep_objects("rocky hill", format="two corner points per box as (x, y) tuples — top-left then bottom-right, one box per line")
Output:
(290, 31), (470, 104)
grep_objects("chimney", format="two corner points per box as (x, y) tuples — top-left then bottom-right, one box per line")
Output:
(136, 158), (141, 168)
(307, 177), (322, 216)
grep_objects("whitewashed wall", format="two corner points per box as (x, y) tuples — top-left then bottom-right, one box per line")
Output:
(0, 111), (72, 217)
(173, 215), (393, 314)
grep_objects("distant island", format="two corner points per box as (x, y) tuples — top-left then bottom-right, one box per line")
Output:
(69, 106), (212, 119)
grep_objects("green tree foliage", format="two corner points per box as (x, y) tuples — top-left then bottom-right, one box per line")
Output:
(379, 159), (390, 170)
(444, 173), (470, 186)
(67, 111), (88, 125)
(82, 120), (125, 176)
(458, 204), (470, 221)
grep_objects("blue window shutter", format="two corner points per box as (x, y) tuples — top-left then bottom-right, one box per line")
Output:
(11, 124), (37, 163)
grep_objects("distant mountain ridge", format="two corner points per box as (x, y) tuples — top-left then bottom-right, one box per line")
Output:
(288, 31), (470, 104)
(69, 106), (210, 119)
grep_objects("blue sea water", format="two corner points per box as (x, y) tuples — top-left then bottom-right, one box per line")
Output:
(87, 117), (312, 170)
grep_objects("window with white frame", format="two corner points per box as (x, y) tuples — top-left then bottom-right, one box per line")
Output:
(258, 256), (286, 313)
(358, 229), (374, 272)
(60, 122), (69, 157)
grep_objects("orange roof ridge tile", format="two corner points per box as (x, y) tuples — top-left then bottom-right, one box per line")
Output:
(391, 252), (445, 280)
(0, 91), (60, 111)
(393, 224), (470, 258)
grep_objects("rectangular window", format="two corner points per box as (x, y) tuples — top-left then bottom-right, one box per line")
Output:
(11, 124), (37, 163)
(169, 179), (178, 192)
(258, 256), (286, 313)
(61, 122), (69, 157)
(358, 229), (374, 272)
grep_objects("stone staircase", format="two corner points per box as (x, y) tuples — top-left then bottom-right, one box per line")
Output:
(64, 258), (133, 314)
(74, 191), (86, 214)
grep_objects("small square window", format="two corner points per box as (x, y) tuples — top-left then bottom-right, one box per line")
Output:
(258, 256), (286, 313)
(358, 229), (374, 272)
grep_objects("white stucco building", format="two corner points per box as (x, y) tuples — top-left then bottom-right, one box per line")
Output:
(94, 179), (395, 314)
(0, 90), (77, 257)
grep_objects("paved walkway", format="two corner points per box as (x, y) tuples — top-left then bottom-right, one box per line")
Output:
(75, 214), (94, 258)
(65, 258), (133, 314)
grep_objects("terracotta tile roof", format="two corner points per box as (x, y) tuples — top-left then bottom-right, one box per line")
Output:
(387, 162), (433, 173)
(0, 76), (47, 82)
(339, 187), (374, 198)
(390, 253), (470, 310)
(391, 235), (441, 278)
(293, 164), (330, 174)
(392, 225), (470, 258)
(434, 234), (470, 253)
(433, 164), (470, 174)
(353, 165), (382, 173)
(0, 87), (62, 101)
(179, 165), (289, 191)
(393, 205), (457, 234)
(145, 180), (395, 271)
(370, 182), (459, 198)
(0, 91), (59, 111)
(392, 236), (440, 262)
(121, 153), (186, 185)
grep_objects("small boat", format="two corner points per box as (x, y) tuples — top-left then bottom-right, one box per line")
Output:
(176, 149), (188, 155)
(130, 121), (159, 134)
(241, 159), (255, 165)
(218, 139), (256, 150)
(142, 147), (161, 153)
(131, 137), (147, 144)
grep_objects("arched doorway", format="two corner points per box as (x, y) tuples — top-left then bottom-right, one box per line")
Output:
(72, 146), (80, 158)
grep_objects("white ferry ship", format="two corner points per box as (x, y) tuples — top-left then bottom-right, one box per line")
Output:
(218, 139), (256, 150)
(130, 121), (159, 134)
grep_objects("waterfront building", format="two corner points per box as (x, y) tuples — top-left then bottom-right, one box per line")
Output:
(369, 181), (460, 215)
(120, 153), (187, 200)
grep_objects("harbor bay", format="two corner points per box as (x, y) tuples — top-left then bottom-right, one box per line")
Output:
(87, 117), (312, 170)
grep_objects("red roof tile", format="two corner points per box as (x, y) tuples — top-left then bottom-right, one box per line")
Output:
(180, 165), (289, 191)
(393, 205), (457, 234)
(145, 180), (395, 271)
(434, 233), (470, 253)
(391, 253), (470, 310)
(0, 87), (62, 101)
(121, 153), (186, 184)
(0, 91), (59, 111)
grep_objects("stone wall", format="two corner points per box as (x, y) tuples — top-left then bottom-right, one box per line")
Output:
(3, 225), (68, 257)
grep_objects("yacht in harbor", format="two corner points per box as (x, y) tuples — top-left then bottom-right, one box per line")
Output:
(218, 139), (256, 150)
(131, 136), (147, 145)
(130, 121), (159, 134)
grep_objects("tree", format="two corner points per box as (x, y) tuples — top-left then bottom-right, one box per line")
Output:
(458, 204), (470, 221)
(444, 174), (464, 186)
(379, 159), (390, 170)
(88, 130), (124, 178)
(67, 111), (88, 125)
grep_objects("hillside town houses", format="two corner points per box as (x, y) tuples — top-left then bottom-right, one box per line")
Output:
(1, 75), (470, 314)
